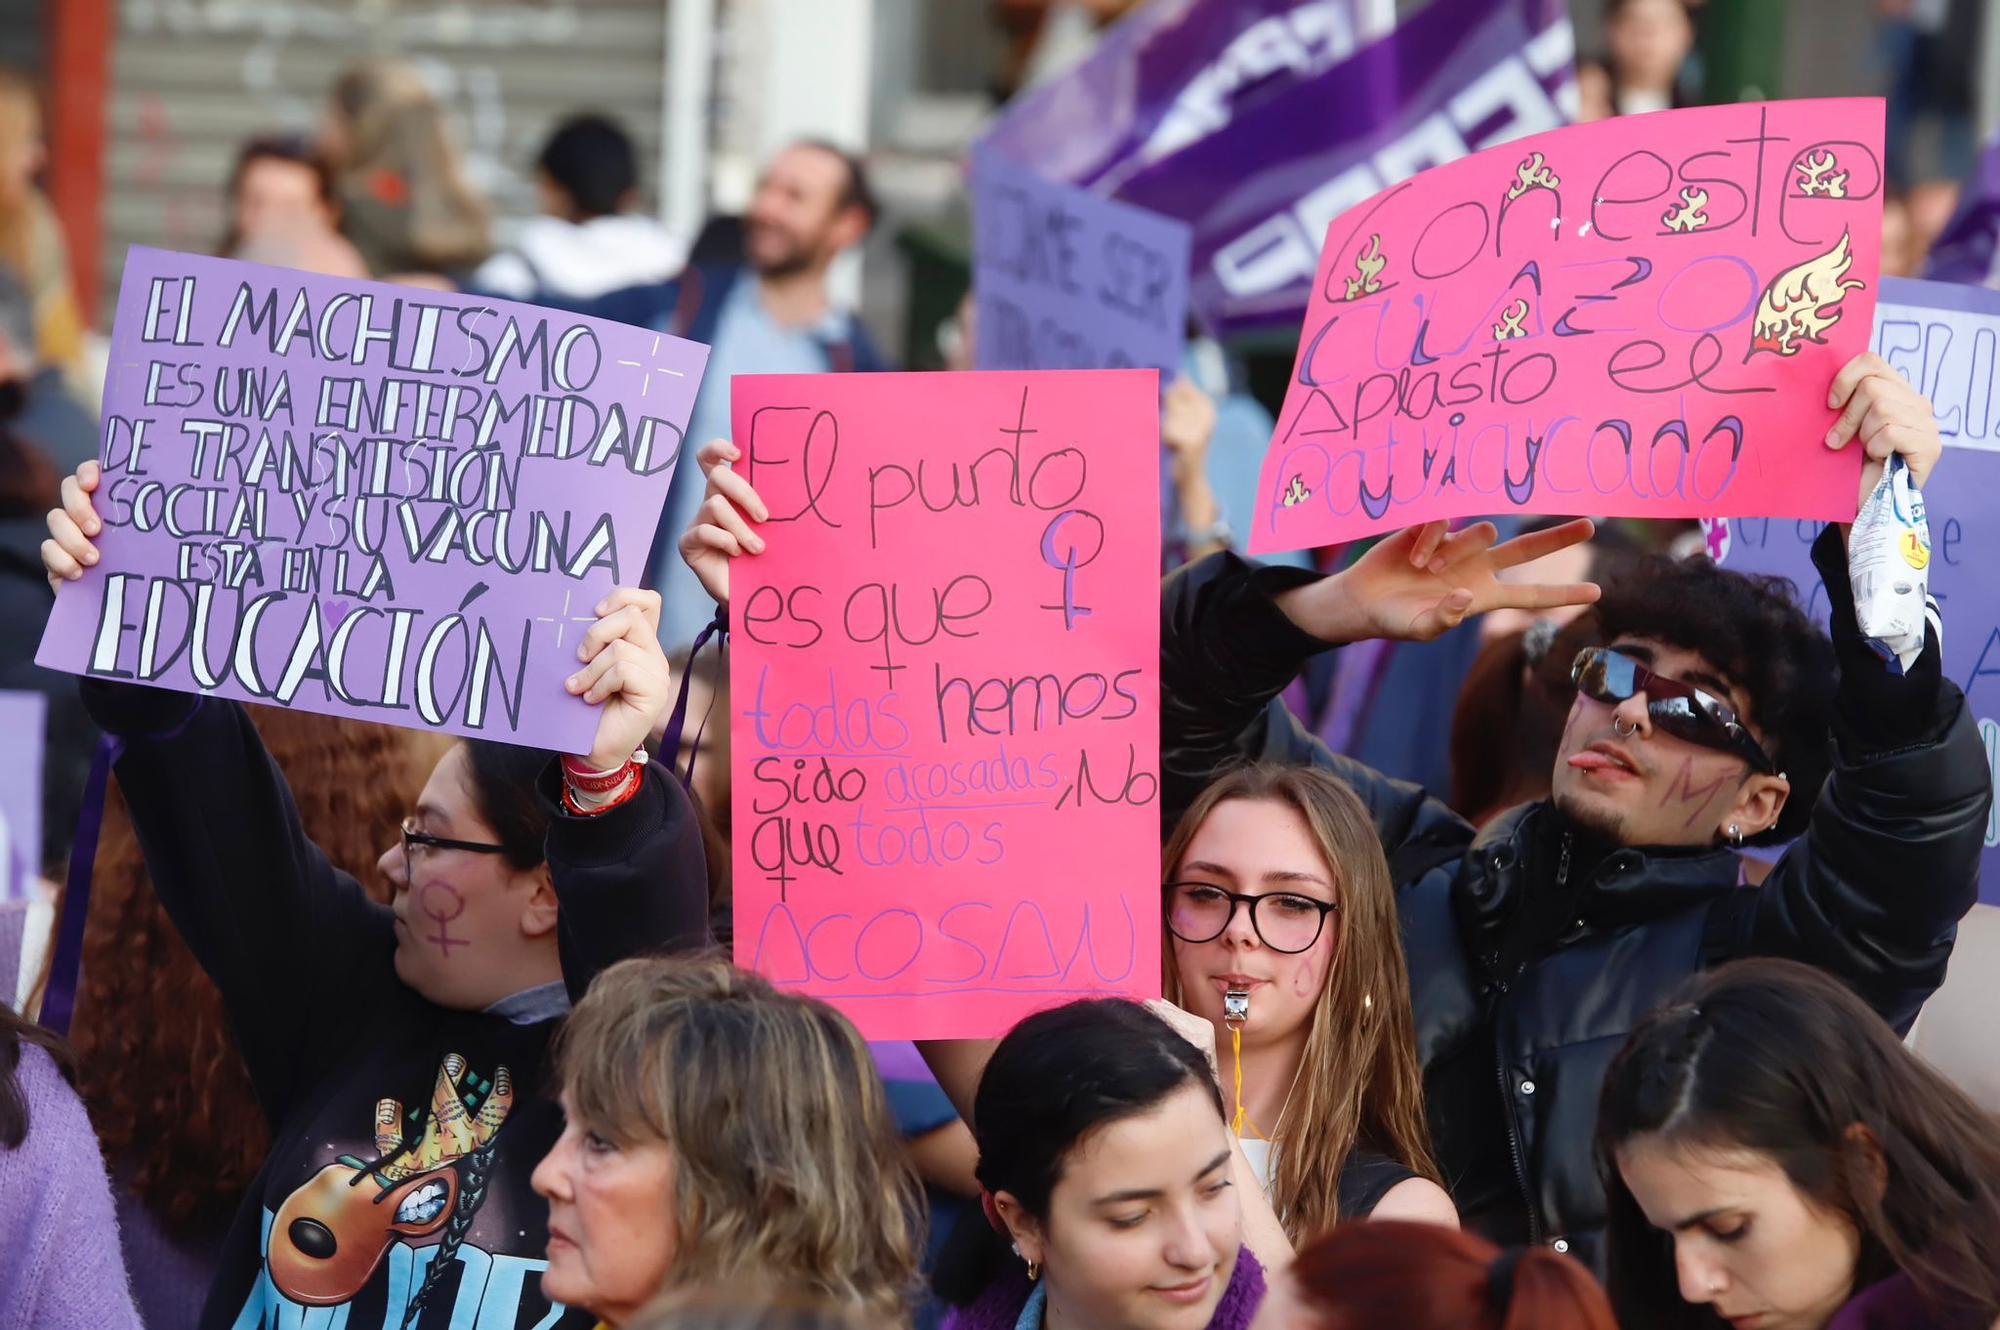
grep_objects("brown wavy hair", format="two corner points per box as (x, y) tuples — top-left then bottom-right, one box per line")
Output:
(68, 706), (447, 1230)
(1163, 763), (1440, 1242)
(1288, 1221), (1618, 1330)
(554, 954), (924, 1327)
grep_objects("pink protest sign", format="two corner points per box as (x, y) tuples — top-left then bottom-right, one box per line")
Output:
(1250, 99), (1885, 555)
(36, 247), (707, 753)
(729, 370), (1162, 1039)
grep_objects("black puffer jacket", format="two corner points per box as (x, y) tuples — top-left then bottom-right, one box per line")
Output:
(1160, 528), (1989, 1267)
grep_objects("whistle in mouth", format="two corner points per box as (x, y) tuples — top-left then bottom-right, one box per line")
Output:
(1223, 990), (1250, 1024)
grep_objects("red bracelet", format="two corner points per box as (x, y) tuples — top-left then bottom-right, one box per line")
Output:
(561, 749), (645, 794)
(562, 765), (644, 818)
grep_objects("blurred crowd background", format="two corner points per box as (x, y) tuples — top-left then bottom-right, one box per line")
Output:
(1, 0), (1994, 407)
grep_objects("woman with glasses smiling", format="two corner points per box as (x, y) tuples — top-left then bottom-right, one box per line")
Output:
(41, 459), (709, 1330)
(1161, 763), (1455, 1238)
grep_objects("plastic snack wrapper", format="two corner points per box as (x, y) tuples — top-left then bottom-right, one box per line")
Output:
(1848, 455), (1932, 675)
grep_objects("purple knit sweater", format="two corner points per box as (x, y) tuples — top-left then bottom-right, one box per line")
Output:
(0, 1043), (143, 1330)
(942, 1247), (1266, 1330)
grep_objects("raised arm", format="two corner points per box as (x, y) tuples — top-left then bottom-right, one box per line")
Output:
(1159, 521), (1596, 848)
(1750, 357), (1988, 1029)
(545, 588), (713, 999)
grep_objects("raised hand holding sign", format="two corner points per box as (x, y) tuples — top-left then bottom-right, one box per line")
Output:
(723, 370), (1162, 1039)
(34, 249), (709, 754)
(1252, 99), (1887, 555)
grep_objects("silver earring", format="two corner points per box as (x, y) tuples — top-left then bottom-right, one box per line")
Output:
(1727, 824), (1744, 847)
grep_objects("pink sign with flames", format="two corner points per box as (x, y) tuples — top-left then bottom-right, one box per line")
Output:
(1251, 99), (1885, 554)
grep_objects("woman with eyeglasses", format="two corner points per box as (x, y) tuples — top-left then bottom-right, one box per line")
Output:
(669, 441), (1452, 1246)
(41, 460), (708, 1330)
(1159, 764), (1454, 1237)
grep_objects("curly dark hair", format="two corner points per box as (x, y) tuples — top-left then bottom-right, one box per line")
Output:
(1592, 555), (1835, 842)
(68, 707), (449, 1231)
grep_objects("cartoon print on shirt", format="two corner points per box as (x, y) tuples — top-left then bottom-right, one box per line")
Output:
(266, 1052), (511, 1319)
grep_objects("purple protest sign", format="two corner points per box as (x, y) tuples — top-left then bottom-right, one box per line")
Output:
(971, 147), (1193, 378)
(980, 0), (1575, 336)
(35, 248), (708, 753)
(1718, 278), (2000, 905)
(0, 691), (45, 902)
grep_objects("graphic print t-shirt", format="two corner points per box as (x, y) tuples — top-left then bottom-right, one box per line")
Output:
(213, 990), (586, 1330)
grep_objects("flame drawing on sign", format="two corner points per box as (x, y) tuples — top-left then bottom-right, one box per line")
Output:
(1343, 234), (1386, 301)
(1282, 474), (1312, 507)
(1493, 298), (1531, 341)
(1663, 187), (1710, 232)
(1795, 150), (1849, 198)
(1507, 151), (1561, 200)
(1750, 230), (1865, 358)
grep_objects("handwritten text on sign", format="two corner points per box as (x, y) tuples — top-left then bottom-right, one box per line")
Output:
(35, 248), (708, 753)
(1719, 277), (2000, 906)
(972, 148), (1194, 379)
(1251, 99), (1886, 554)
(730, 370), (1162, 1039)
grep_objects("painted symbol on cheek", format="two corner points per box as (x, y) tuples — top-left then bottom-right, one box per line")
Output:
(1662, 755), (1735, 830)
(416, 880), (469, 957)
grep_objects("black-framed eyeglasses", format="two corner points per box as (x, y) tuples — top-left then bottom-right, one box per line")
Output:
(1164, 882), (1341, 954)
(1570, 647), (1775, 774)
(398, 817), (509, 887)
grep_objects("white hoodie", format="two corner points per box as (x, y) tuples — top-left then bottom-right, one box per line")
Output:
(472, 213), (688, 300)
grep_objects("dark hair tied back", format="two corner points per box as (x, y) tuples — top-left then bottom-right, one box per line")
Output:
(461, 740), (555, 869)
(934, 999), (1224, 1306)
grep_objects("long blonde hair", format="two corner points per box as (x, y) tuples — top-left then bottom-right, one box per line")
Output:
(1162, 763), (1439, 1241)
(554, 955), (923, 1328)
(327, 59), (490, 273)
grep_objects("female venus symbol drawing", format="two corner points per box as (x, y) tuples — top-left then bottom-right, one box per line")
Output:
(1041, 508), (1104, 630)
(416, 880), (469, 957)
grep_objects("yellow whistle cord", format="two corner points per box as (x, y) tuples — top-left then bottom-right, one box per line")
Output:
(1228, 1024), (1271, 1141)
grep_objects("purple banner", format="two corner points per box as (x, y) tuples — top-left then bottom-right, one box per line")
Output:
(0, 691), (44, 902)
(980, 0), (1577, 336)
(1716, 278), (2000, 905)
(971, 147), (1193, 378)
(36, 248), (708, 753)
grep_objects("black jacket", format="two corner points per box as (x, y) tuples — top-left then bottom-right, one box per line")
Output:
(81, 681), (710, 1329)
(1160, 528), (1989, 1265)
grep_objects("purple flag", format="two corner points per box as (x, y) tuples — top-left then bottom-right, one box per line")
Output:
(1717, 277), (2000, 905)
(35, 248), (709, 754)
(971, 147), (1193, 378)
(0, 691), (44, 901)
(980, 0), (1577, 336)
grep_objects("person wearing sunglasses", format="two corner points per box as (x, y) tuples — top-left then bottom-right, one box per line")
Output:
(1149, 351), (1987, 1267)
(40, 460), (711, 1330)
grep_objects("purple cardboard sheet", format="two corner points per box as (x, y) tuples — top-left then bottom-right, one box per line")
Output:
(37, 248), (708, 753)
(972, 147), (1193, 377)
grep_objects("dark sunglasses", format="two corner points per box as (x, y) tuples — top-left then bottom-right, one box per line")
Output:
(1570, 647), (1775, 774)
